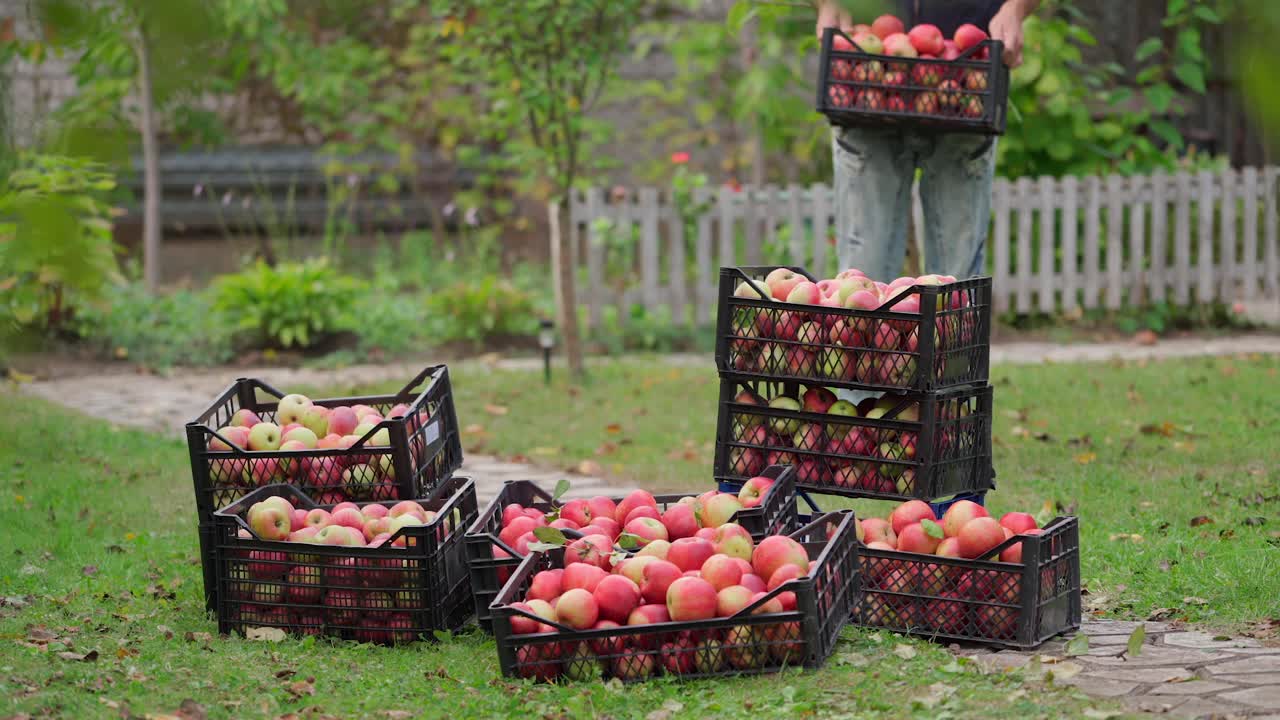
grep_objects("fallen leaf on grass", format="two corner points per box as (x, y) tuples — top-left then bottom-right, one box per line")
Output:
(574, 460), (603, 476)
(836, 651), (869, 667)
(284, 678), (315, 699)
(645, 700), (684, 720)
(1189, 516), (1214, 527)
(184, 631), (212, 643)
(20, 564), (44, 575)
(892, 644), (917, 660)
(483, 404), (508, 416)
(57, 650), (98, 662)
(1126, 624), (1146, 657)
(605, 423), (622, 434)
(1074, 452), (1097, 465)
(1109, 533), (1143, 543)
(913, 682), (955, 709)
(1049, 661), (1084, 679)
(245, 627), (286, 642)
(1182, 596), (1209, 606)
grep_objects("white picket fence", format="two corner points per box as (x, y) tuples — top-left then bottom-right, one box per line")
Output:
(553, 166), (1280, 326)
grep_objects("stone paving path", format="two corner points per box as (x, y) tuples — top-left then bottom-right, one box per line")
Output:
(13, 336), (1280, 717)
(965, 620), (1280, 718)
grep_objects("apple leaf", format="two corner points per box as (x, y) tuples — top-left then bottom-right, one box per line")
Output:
(1065, 633), (1090, 657)
(1126, 624), (1146, 657)
(552, 478), (571, 502)
(609, 550), (629, 568)
(615, 532), (643, 551)
(921, 519), (944, 540)
(526, 541), (562, 553)
(892, 643), (917, 660)
(532, 526), (567, 545)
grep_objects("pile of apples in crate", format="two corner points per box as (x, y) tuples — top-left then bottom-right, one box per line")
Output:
(731, 267), (971, 385)
(827, 13), (993, 116)
(498, 483), (819, 680)
(860, 498), (1039, 562)
(206, 393), (427, 500)
(240, 494), (441, 548)
(729, 386), (963, 495)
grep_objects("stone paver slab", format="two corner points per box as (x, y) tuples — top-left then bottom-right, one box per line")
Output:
(1163, 631), (1262, 650)
(1220, 686), (1280, 710)
(1210, 673), (1280, 686)
(1206, 656), (1280, 675)
(1056, 676), (1139, 697)
(1164, 697), (1248, 719)
(1124, 695), (1188, 714)
(1081, 620), (1170, 636)
(1090, 667), (1196, 684)
(1144, 680), (1236, 696)
(1084, 648), (1238, 667)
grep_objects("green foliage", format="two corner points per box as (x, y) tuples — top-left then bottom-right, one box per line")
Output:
(0, 155), (121, 332)
(589, 305), (714, 355)
(73, 281), (236, 368)
(1000, 299), (1252, 336)
(999, 0), (1226, 178)
(423, 275), (542, 347)
(213, 259), (363, 349)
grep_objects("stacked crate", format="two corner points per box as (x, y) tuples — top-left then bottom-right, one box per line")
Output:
(712, 266), (1079, 648)
(184, 364), (471, 643)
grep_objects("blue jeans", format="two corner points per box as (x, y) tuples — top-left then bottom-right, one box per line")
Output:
(832, 126), (996, 280)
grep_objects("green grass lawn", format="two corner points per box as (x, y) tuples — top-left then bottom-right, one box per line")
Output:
(440, 354), (1280, 628)
(0, 390), (1117, 719)
(3, 353), (1276, 718)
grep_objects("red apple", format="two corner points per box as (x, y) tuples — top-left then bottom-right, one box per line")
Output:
(527, 569), (564, 602)
(701, 554), (744, 591)
(765, 268), (804, 301)
(666, 577), (718, 621)
(661, 502), (699, 540)
(565, 534), (614, 569)
(740, 573), (767, 593)
(593, 574), (641, 623)
(870, 14), (905, 40)
(716, 585), (754, 617)
(999, 512), (1038, 534)
(907, 23), (944, 55)
(957, 517), (1007, 559)
(897, 521), (943, 555)
(562, 563), (609, 594)
(1000, 528), (1044, 563)
(941, 500), (990, 538)
(889, 500), (937, 536)
(614, 489), (658, 525)
(639, 560), (683, 605)
(953, 23), (988, 53)
(622, 505), (661, 526)
(751, 535), (809, 584)
(737, 476), (774, 509)
(667, 537), (717, 573)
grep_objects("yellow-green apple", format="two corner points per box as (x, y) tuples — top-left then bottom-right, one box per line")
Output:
(661, 502), (699, 540)
(562, 563), (608, 593)
(999, 512), (1038, 534)
(247, 422), (282, 451)
(593, 574), (641, 623)
(209, 425), (251, 450)
(700, 494), (744, 528)
(941, 500), (989, 537)
(793, 423), (826, 451)
(286, 565), (323, 603)
(616, 555), (657, 587)
(666, 576), (718, 621)
(639, 560), (683, 605)
(712, 523), (755, 562)
(824, 400), (859, 437)
(614, 490), (658, 525)
(725, 625), (769, 669)
(622, 538), (665, 562)
(999, 528), (1044, 563)
(957, 517), (1007, 559)
(247, 501), (290, 540)
(315, 524), (363, 547)
(525, 598), (558, 624)
(667, 537), (716, 573)
(897, 520), (943, 554)
(565, 534), (614, 569)
(556, 588), (600, 629)
(281, 426), (318, 449)
(230, 409), (261, 428)
(751, 535), (809, 582)
(692, 637), (724, 673)
(737, 475), (775, 509)
(622, 505), (661, 526)
(562, 642), (602, 682)
(889, 500), (937, 535)
(716, 584), (754, 617)
(276, 394), (313, 426)
(624, 517), (668, 547)
(300, 405), (329, 439)
(610, 651), (655, 681)
(734, 280), (766, 299)
(701, 554), (743, 591)
(765, 268), (804, 301)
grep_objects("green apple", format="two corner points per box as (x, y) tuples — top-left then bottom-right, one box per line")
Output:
(300, 405), (330, 438)
(246, 422), (282, 451)
(276, 394), (313, 426)
(281, 426), (318, 449)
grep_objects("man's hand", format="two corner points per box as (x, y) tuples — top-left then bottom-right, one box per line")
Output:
(989, 0), (1039, 67)
(815, 0), (849, 40)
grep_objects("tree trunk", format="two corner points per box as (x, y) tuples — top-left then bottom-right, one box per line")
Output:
(137, 23), (162, 291)
(549, 202), (585, 378)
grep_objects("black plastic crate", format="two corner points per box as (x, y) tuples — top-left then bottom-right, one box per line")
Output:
(714, 377), (994, 502)
(211, 476), (478, 643)
(853, 516), (1080, 648)
(817, 28), (1009, 135)
(466, 465), (799, 632)
(489, 511), (858, 682)
(187, 365), (463, 608)
(717, 266), (991, 394)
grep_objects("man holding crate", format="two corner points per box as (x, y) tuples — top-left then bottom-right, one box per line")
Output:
(816, 0), (1039, 282)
